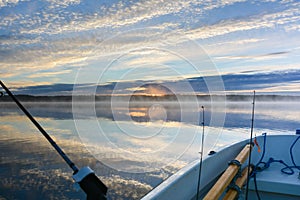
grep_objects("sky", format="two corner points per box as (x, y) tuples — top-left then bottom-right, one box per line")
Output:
(1, 0), (300, 95)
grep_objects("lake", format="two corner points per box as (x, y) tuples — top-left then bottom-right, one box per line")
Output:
(1, 100), (300, 199)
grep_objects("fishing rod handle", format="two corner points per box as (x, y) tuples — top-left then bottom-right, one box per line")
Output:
(73, 167), (108, 200)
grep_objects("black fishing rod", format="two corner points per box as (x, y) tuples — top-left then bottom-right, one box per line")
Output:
(0, 81), (108, 200)
(245, 90), (256, 200)
(196, 106), (205, 200)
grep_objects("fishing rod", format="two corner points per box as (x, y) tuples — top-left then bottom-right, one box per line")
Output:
(196, 106), (205, 200)
(0, 81), (108, 200)
(245, 90), (256, 200)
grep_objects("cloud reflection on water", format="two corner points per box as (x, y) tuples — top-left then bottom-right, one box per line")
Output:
(0, 101), (300, 199)
(0, 114), (171, 199)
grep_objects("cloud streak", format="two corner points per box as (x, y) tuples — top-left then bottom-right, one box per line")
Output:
(0, 0), (300, 94)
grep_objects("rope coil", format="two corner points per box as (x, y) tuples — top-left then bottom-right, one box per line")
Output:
(227, 182), (242, 196)
(228, 159), (242, 178)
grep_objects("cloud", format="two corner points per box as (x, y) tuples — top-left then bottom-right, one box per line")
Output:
(184, 1), (300, 42)
(3, 0), (298, 39)
(0, 0), (187, 36)
(285, 23), (300, 31)
(0, 0), (20, 8)
(1, 0), (300, 90)
(207, 38), (266, 47)
(27, 69), (72, 78)
(2, 81), (52, 90)
(215, 51), (290, 61)
(258, 80), (300, 93)
(0, 36), (94, 80)
(0, 0), (250, 37)
(13, 83), (76, 95)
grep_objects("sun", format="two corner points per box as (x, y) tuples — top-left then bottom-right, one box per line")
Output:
(145, 86), (166, 97)
(129, 83), (174, 98)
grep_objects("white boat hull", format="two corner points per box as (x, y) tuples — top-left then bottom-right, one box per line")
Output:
(142, 134), (300, 200)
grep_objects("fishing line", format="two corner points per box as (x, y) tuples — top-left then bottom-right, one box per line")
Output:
(245, 91), (256, 200)
(196, 106), (205, 200)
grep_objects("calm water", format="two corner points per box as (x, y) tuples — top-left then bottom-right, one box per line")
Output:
(0, 100), (300, 199)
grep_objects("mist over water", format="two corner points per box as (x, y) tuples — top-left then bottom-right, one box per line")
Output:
(0, 100), (299, 199)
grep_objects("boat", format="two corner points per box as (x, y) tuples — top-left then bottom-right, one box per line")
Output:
(141, 132), (300, 200)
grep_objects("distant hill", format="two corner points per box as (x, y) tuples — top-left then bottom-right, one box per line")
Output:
(0, 94), (299, 102)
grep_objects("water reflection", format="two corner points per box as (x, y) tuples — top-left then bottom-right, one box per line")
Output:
(0, 100), (300, 199)
(0, 114), (172, 200)
(1, 101), (299, 131)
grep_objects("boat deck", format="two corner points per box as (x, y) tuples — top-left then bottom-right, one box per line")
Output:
(247, 135), (300, 199)
(248, 162), (300, 199)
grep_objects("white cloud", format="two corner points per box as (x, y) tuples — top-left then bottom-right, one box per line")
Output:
(9, 0), (188, 35)
(27, 69), (72, 78)
(2, 0), (299, 39)
(185, 3), (300, 40)
(285, 23), (300, 32)
(207, 38), (266, 47)
(260, 80), (300, 93)
(45, 0), (81, 7)
(214, 52), (288, 61)
(1, 0), (300, 90)
(0, 0), (21, 8)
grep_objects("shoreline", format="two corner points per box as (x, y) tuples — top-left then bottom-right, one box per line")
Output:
(1, 94), (300, 102)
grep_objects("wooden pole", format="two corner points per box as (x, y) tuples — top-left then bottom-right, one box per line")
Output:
(223, 166), (253, 200)
(203, 144), (252, 200)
